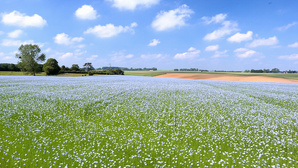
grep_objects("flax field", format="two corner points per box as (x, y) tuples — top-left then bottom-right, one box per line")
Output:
(0, 76), (297, 167)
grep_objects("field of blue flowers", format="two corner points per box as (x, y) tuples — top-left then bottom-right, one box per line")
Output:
(0, 76), (297, 167)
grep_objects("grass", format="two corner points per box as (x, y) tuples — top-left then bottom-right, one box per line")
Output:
(0, 76), (297, 167)
(3, 70), (298, 80)
(201, 71), (298, 80)
(124, 71), (170, 77)
(0, 71), (88, 77)
(124, 70), (298, 80)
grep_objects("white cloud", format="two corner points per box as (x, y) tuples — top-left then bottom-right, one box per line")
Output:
(110, 51), (134, 63)
(174, 47), (200, 60)
(86, 55), (99, 61)
(212, 50), (228, 58)
(148, 39), (160, 46)
(0, 31), (4, 35)
(288, 42), (298, 48)
(234, 48), (257, 58)
(54, 33), (84, 45)
(277, 22), (297, 31)
(204, 20), (238, 41)
(84, 22), (137, 38)
(108, 0), (160, 10)
(202, 13), (227, 24)
(75, 5), (98, 20)
(205, 45), (219, 51)
(59, 49), (86, 60)
(1, 39), (36, 47)
(152, 4), (193, 31)
(278, 54), (298, 60)
(227, 31), (253, 43)
(44, 48), (51, 53)
(1, 10), (46, 28)
(203, 13), (239, 41)
(141, 53), (163, 59)
(60, 52), (74, 59)
(248, 36), (278, 48)
(8, 29), (23, 38)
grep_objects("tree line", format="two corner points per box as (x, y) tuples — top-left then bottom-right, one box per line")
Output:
(4, 44), (124, 76)
(244, 68), (297, 73)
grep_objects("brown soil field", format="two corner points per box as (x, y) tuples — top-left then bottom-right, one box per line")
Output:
(156, 73), (298, 83)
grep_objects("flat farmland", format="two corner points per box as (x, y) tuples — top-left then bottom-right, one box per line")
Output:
(156, 73), (298, 83)
(0, 76), (297, 167)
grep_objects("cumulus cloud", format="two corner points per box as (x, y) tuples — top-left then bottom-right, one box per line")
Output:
(148, 39), (160, 46)
(248, 36), (278, 48)
(202, 13), (227, 24)
(54, 33), (84, 45)
(1, 10), (46, 28)
(111, 51), (134, 63)
(60, 52), (73, 59)
(84, 22), (137, 38)
(205, 45), (219, 51)
(0, 52), (14, 62)
(59, 49), (86, 60)
(227, 31), (253, 43)
(108, 0), (160, 10)
(141, 53), (163, 59)
(277, 22), (297, 31)
(288, 42), (298, 48)
(234, 48), (257, 58)
(203, 13), (239, 41)
(152, 4), (193, 31)
(7, 29), (23, 38)
(75, 5), (98, 20)
(1, 39), (36, 47)
(204, 20), (238, 41)
(86, 55), (99, 61)
(212, 50), (228, 58)
(278, 54), (298, 60)
(174, 47), (200, 60)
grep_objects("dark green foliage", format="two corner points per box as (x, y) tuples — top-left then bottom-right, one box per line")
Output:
(43, 58), (61, 75)
(83, 63), (94, 71)
(15, 44), (46, 76)
(87, 69), (124, 75)
(0, 63), (20, 71)
(70, 64), (80, 71)
(271, 68), (280, 73)
(88, 71), (94, 76)
(251, 69), (264, 73)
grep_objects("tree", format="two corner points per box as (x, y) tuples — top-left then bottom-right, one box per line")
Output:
(271, 68), (280, 73)
(70, 64), (80, 71)
(16, 44), (46, 76)
(43, 58), (61, 75)
(83, 62), (94, 71)
(61, 65), (66, 71)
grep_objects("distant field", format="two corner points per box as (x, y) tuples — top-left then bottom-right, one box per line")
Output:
(205, 72), (298, 80)
(124, 71), (169, 77)
(124, 71), (298, 81)
(0, 71), (88, 77)
(2, 71), (298, 81)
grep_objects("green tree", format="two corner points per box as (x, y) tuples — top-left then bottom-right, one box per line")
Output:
(83, 62), (94, 71)
(70, 64), (80, 71)
(43, 58), (61, 75)
(271, 68), (280, 73)
(16, 44), (46, 76)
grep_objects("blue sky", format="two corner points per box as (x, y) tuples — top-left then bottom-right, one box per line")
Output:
(0, 0), (297, 70)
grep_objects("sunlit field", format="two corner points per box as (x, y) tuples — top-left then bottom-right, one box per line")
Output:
(0, 76), (297, 167)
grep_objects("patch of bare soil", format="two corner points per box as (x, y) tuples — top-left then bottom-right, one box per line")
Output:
(156, 73), (298, 83)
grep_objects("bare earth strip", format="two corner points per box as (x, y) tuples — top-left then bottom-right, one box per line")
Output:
(156, 73), (298, 83)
